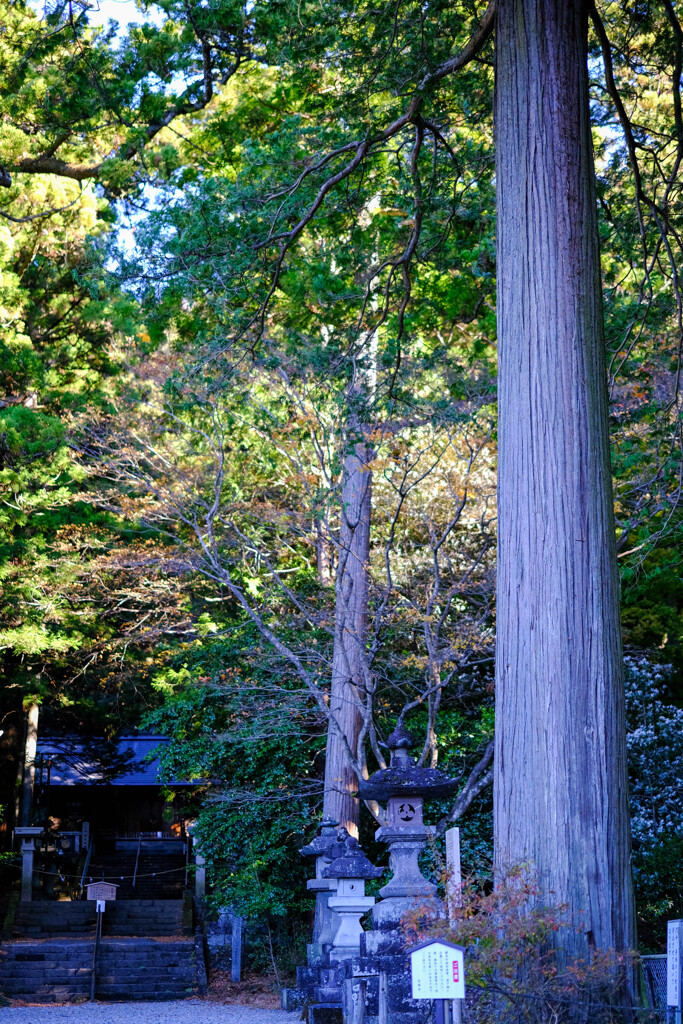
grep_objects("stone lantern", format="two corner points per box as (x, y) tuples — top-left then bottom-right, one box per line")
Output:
(300, 816), (340, 948)
(323, 829), (384, 962)
(15, 826), (43, 902)
(282, 827), (384, 1023)
(343, 725), (459, 1024)
(358, 723), (458, 931)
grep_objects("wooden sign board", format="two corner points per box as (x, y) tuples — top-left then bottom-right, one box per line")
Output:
(86, 881), (118, 902)
(409, 939), (465, 1000)
(668, 919), (683, 1007)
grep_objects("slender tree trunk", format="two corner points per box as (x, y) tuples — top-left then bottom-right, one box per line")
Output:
(0, 656), (23, 848)
(315, 517), (333, 586)
(20, 703), (39, 827)
(494, 0), (636, 959)
(323, 428), (372, 837)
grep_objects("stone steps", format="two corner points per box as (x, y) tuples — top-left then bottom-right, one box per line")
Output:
(0, 937), (199, 1002)
(95, 940), (197, 1000)
(85, 853), (186, 900)
(13, 899), (186, 938)
(13, 903), (96, 937)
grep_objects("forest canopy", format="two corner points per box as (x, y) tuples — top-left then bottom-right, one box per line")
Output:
(1, 0), (682, 958)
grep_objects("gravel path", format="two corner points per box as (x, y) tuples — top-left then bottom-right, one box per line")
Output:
(1, 1001), (301, 1023)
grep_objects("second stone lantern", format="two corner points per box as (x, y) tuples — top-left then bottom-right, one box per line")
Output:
(358, 722), (459, 931)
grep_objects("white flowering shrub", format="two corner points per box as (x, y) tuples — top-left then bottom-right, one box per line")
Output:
(625, 655), (683, 948)
(625, 656), (683, 844)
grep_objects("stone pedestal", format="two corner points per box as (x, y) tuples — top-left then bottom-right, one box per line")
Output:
(371, 808), (442, 932)
(327, 877), (376, 962)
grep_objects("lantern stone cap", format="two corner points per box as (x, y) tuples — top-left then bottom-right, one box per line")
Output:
(358, 724), (458, 800)
(322, 829), (384, 880)
(408, 938), (466, 955)
(387, 723), (415, 752)
(300, 817), (340, 858)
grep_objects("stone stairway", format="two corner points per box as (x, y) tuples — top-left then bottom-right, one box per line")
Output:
(0, 940), (93, 1002)
(85, 844), (186, 899)
(12, 899), (188, 939)
(1, 896), (200, 1002)
(0, 937), (200, 1002)
(13, 900), (97, 937)
(105, 899), (185, 936)
(94, 939), (198, 1000)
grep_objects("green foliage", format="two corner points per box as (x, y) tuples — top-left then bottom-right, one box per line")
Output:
(0, 98), (192, 737)
(2, 0), (683, 966)
(0, 0), (266, 194)
(142, 624), (324, 953)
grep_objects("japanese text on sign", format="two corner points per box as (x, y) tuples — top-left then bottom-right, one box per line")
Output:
(410, 943), (465, 1000)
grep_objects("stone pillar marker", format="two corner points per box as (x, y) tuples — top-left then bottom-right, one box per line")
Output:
(15, 826), (43, 901)
(186, 823), (206, 900)
(445, 826), (462, 920)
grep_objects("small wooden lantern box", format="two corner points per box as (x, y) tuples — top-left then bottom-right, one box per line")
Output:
(86, 881), (118, 902)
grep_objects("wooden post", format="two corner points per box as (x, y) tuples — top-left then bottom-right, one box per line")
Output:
(353, 979), (367, 1024)
(435, 999), (451, 1024)
(91, 903), (103, 1001)
(231, 914), (242, 983)
(378, 970), (388, 1024)
(445, 828), (463, 1024)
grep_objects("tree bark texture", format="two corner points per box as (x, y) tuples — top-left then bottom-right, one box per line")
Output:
(323, 439), (372, 836)
(20, 703), (39, 828)
(494, 0), (636, 957)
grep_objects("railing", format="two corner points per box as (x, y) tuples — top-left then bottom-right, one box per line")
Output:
(132, 833), (142, 890)
(641, 955), (670, 1018)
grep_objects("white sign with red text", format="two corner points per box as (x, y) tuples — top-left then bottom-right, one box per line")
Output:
(409, 939), (465, 1000)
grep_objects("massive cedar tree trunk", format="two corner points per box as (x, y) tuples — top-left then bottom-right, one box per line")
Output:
(494, 0), (636, 956)
(323, 430), (371, 836)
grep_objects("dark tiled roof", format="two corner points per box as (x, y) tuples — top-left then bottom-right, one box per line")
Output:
(35, 735), (191, 786)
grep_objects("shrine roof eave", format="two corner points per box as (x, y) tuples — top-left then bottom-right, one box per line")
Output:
(35, 734), (199, 787)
